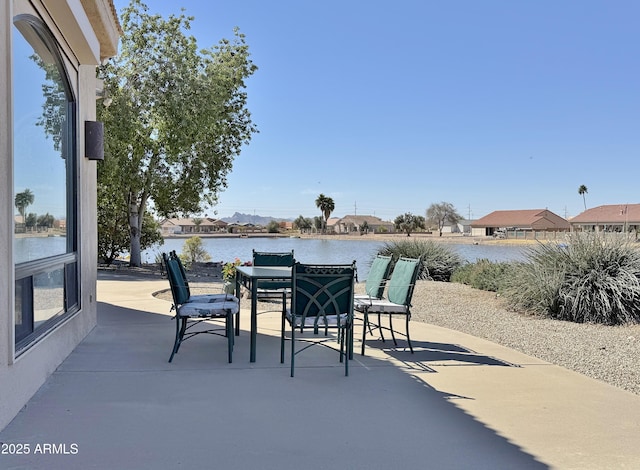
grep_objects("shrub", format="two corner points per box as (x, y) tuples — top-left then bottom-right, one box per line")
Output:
(222, 258), (242, 282)
(266, 220), (281, 233)
(180, 236), (211, 267)
(451, 259), (513, 292)
(503, 233), (640, 325)
(377, 239), (462, 281)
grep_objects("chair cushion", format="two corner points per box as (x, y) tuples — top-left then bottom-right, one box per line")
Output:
(363, 255), (391, 299)
(188, 293), (239, 304)
(353, 298), (408, 314)
(353, 293), (373, 301)
(178, 295), (239, 317)
(285, 309), (349, 327)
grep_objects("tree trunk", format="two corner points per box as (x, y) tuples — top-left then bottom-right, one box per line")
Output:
(129, 203), (142, 267)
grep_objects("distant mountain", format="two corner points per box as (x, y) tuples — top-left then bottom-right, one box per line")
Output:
(219, 212), (293, 226)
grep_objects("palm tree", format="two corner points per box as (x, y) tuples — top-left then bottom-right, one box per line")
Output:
(315, 194), (335, 233)
(192, 217), (202, 233)
(578, 185), (588, 211)
(15, 189), (34, 221)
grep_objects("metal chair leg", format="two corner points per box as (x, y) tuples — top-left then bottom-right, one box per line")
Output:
(290, 323), (296, 377)
(361, 311), (368, 356)
(344, 324), (350, 376)
(405, 315), (414, 353)
(388, 314), (398, 346)
(350, 324), (354, 361)
(227, 312), (234, 363)
(169, 317), (188, 362)
(169, 317), (181, 363)
(377, 313), (386, 342)
(280, 305), (286, 364)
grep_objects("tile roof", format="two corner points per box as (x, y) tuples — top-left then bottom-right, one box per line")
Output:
(472, 209), (570, 230)
(570, 204), (640, 224)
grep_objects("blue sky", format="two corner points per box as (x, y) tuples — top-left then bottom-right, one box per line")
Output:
(113, 0), (639, 221)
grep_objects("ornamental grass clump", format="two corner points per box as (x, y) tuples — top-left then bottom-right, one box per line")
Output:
(377, 239), (462, 281)
(504, 233), (640, 325)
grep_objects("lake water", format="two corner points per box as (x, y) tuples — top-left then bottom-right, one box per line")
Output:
(14, 236), (528, 276)
(14, 236), (67, 264)
(142, 237), (528, 276)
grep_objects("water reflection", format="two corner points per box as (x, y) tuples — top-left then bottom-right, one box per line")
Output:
(14, 236), (67, 264)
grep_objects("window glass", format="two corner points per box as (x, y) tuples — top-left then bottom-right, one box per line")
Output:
(13, 21), (70, 262)
(12, 16), (78, 351)
(33, 269), (65, 329)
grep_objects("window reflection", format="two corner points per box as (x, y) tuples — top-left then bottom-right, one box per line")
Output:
(13, 15), (78, 352)
(33, 269), (65, 329)
(13, 22), (69, 260)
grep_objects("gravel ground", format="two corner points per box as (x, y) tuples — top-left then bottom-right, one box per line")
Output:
(149, 267), (640, 396)
(405, 280), (640, 396)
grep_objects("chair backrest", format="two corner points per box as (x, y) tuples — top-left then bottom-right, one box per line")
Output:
(364, 255), (392, 299)
(386, 257), (421, 306)
(169, 250), (191, 297)
(252, 249), (294, 267)
(292, 262), (355, 326)
(162, 253), (190, 306)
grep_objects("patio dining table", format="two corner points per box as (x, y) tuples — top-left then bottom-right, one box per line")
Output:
(235, 265), (292, 362)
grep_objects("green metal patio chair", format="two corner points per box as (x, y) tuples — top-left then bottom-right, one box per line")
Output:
(354, 257), (421, 355)
(170, 250), (241, 337)
(162, 252), (239, 363)
(353, 254), (393, 343)
(252, 249), (294, 307)
(169, 251), (228, 299)
(170, 250), (215, 298)
(354, 254), (392, 302)
(280, 262), (356, 377)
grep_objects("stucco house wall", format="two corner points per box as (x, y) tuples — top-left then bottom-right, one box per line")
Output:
(334, 215), (395, 234)
(0, 0), (120, 431)
(570, 204), (640, 233)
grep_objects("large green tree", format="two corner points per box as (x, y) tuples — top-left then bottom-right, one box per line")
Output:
(37, 213), (54, 229)
(293, 215), (312, 232)
(426, 202), (463, 237)
(97, 185), (162, 265)
(394, 212), (425, 236)
(25, 213), (37, 230)
(315, 194), (335, 233)
(97, 0), (258, 266)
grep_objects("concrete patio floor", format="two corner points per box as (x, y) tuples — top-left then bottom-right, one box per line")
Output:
(1, 272), (640, 469)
